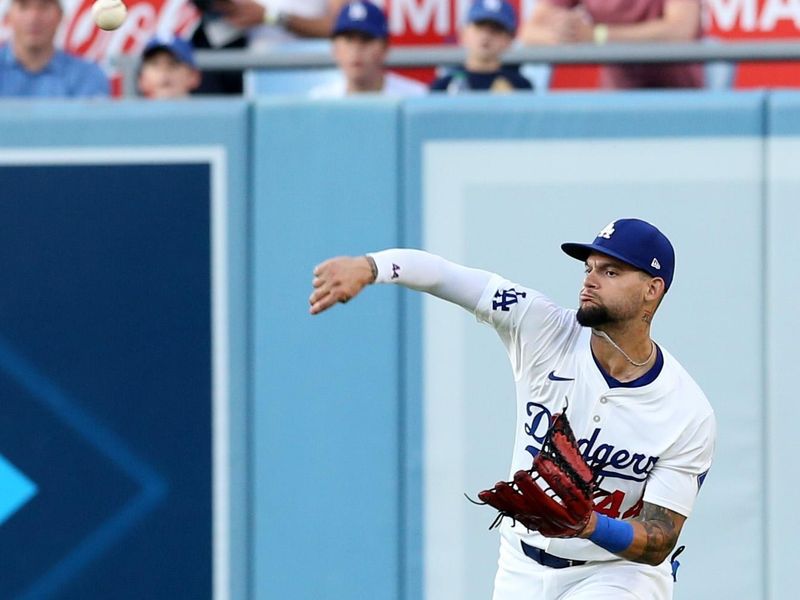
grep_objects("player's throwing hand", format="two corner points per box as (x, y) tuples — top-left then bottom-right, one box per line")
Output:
(309, 256), (377, 315)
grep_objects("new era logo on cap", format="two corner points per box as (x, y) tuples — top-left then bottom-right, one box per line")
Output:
(561, 218), (676, 291)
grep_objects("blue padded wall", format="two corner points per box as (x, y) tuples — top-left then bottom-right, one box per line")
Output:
(251, 99), (404, 600)
(765, 91), (800, 600)
(0, 100), (249, 600)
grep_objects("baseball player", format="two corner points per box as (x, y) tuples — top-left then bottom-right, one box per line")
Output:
(309, 218), (716, 600)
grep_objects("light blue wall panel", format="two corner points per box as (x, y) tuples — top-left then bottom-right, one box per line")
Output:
(402, 93), (766, 600)
(0, 100), (250, 600)
(403, 92), (764, 239)
(251, 99), (403, 600)
(765, 92), (800, 600)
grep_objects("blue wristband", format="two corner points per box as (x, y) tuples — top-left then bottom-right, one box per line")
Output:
(589, 513), (634, 553)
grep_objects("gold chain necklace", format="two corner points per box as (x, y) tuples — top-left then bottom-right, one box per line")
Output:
(592, 329), (655, 368)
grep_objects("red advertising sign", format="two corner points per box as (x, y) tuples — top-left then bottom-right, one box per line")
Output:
(706, 0), (800, 87)
(61, 0), (199, 62)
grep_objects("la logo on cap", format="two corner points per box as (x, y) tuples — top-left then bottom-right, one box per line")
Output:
(484, 0), (501, 11)
(349, 2), (367, 20)
(597, 221), (616, 239)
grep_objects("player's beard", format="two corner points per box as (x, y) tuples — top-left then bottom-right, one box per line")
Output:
(576, 304), (614, 327)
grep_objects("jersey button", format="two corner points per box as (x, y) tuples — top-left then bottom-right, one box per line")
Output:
(593, 415), (601, 423)
(600, 397), (608, 404)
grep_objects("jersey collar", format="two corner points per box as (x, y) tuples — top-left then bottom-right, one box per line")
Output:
(591, 343), (664, 389)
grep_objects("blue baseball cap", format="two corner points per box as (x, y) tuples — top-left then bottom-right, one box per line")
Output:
(333, 1), (389, 39)
(561, 219), (676, 291)
(142, 36), (196, 68)
(467, 0), (517, 34)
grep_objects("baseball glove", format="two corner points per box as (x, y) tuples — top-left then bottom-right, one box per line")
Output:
(475, 408), (597, 538)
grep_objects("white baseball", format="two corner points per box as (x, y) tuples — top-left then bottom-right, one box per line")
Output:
(91, 0), (127, 31)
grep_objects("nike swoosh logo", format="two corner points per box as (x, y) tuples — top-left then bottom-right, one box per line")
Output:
(547, 370), (575, 382)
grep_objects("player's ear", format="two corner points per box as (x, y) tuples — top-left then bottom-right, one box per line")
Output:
(645, 277), (665, 303)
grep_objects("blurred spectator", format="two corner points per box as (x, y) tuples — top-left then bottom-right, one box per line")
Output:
(310, 1), (427, 98)
(191, 0), (348, 95)
(430, 0), (532, 93)
(519, 0), (703, 89)
(0, 0), (109, 98)
(138, 36), (201, 99)
(212, 0), (350, 47)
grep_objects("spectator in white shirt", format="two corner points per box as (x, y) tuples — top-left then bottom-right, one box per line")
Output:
(310, 1), (427, 98)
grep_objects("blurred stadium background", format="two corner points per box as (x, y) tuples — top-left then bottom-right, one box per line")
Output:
(0, 1), (798, 600)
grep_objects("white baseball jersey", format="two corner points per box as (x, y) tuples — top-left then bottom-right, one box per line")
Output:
(474, 275), (716, 562)
(309, 72), (428, 98)
(369, 248), (716, 567)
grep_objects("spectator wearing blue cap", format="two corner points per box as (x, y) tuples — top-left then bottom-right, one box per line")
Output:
(138, 36), (201, 99)
(310, 1), (427, 98)
(0, 0), (109, 98)
(430, 0), (532, 93)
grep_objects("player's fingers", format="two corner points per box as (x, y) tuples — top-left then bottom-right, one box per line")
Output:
(311, 282), (356, 311)
(309, 286), (331, 306)
(312, 276), (324, 288)
(310, 290), (341, 315)
(309, 292), (332, 314)
(313, 258), (337, 278)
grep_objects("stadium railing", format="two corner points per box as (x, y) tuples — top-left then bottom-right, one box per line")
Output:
(114, 40), (800, 97)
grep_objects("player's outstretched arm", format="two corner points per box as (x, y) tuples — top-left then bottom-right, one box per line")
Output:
(309, 256), (376, 315)
(310, 249), (493, 316)
(579, 502), (686, 566)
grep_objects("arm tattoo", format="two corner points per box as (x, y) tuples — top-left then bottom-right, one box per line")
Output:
(365, 255), (378, 283)
(636, 502), (682, 564)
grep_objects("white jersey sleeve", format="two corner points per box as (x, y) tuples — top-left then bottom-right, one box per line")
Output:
(367, 251), (575, 364)
(473, 275), (577, 380)
(643, 410), (716, 517)
(368, 249), (493, 312)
